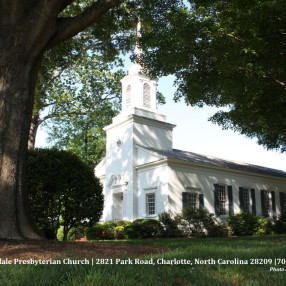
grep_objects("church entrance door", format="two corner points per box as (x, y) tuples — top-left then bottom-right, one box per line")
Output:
(112, 193), (123, 221)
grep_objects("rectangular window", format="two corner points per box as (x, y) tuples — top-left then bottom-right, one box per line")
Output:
(187, 193), (198, 209)
(146, 193), (155, 216)
(243, 188), (250, 212)
(219, 185), (227, 215)
(264, 191), (271, 217)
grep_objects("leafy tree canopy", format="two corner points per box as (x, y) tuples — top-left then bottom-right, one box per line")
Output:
(29, 0), (137, 148)
(139, 0), (286, 152)
(27, 148), (103, 240)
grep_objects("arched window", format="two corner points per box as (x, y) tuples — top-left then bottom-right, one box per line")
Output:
(126, 85), (131, 108)
(143, 83), (151, 108)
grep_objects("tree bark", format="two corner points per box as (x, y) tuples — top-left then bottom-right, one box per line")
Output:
(28, 115), (40, 149)
(0, 51), (43, 239)
(0, 0), (122, 239)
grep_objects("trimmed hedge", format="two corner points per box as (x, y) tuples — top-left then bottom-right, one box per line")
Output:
(176, 208), (217, 237)
(227, 212), (273, 236)
(84, 211), (282, 240)
(85, 225), (104, 240)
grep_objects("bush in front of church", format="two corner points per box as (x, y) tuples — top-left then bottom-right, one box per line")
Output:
(114, 226), (126, 239)
(273, 214), (286, 234)
(27, 148), (103, 240)
(226, 212), (273, 236)
(176, 208), (217, 237)
(158, 211), (183, 237)
(85, 225), (104, 240)
(101, 221), (117, 240)
(123, 219), (164, 239)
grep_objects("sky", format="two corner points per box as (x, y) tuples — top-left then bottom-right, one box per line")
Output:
(35, 60), (286, 172)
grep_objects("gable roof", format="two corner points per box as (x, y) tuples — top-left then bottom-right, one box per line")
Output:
(138, 146), (286, 179)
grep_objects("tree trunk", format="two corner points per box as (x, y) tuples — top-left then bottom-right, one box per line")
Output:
(0, 56), (43, 239)
(0, 1), (63, 240)
(28, 115), (40, 149)
(0, 17), (47, 238)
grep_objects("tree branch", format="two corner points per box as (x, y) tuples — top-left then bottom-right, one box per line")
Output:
(238, 67), (286, 89)
(48, 0), (123, 49)
(39, 110), (88, 126)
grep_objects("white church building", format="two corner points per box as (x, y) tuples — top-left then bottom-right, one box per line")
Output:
(95, 63), (286, 222)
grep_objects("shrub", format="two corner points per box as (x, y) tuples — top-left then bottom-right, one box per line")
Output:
(158, 212), (182, 237)
(102, 221), (116, 240)
(67, 227), (84, 241)
(177, 208), (216, 237)
(227, 212), (258, 236)
(57, 226), (64, 241)
(116, 220), (131, 227)
(67, 227), (77, 241)
(227, 212), (274, 236)
(253, 216), (273, 236)
(27, 148), (103, 240)
(124, 225), (142, 239)
(85, 225), (104, 240)
(274, 214), (286, 234)
(141, 219), (163, 238)
(114, 226), (126, 239)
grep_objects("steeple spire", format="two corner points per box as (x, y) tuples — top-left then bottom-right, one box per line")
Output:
(120, 10), (159, 116)
(135, 16), (142, 63)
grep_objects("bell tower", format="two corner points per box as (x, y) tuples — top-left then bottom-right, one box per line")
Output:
(121, 63), (158, 114)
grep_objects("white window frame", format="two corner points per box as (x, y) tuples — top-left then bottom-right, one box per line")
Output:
(186, 192), (199, 209)
(144, 187), (157, 217)
(218, 184), (228, 216)
(146, 193), (156, 216)
(242, 187), (251, 213)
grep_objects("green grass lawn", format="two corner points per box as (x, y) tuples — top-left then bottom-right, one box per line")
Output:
(1, 235), (286, 286)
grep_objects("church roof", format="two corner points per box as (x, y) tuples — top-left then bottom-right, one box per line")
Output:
(139, 146), (286, 179)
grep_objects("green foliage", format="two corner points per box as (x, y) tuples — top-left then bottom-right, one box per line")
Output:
(253, 216), (273, 236)
(158, 211), (182, 237)
(56, 226), (64, 241)
(140, 219), (164, 238)
(274, 214), (286, 234)
(125, 219), (163, 238)
(85, 225), (104, 240)
(85, 222), (117, 240)
(227, 212), (273, 236)
(67, 227), (84, 241)
(140, 0), (286, 152)
(176, 208), (217, 237)
(27, 148), (103, 240)
(101, 221), (116, 240)
(114, 226), (126, 239)
(124, 223), (143, 239)
(42, 53), (123, 167)
(226, 212), (258, 236)
(116, 220), (131, 227)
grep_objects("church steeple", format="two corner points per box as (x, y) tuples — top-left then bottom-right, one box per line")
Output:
(121, 14), (158, 115)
